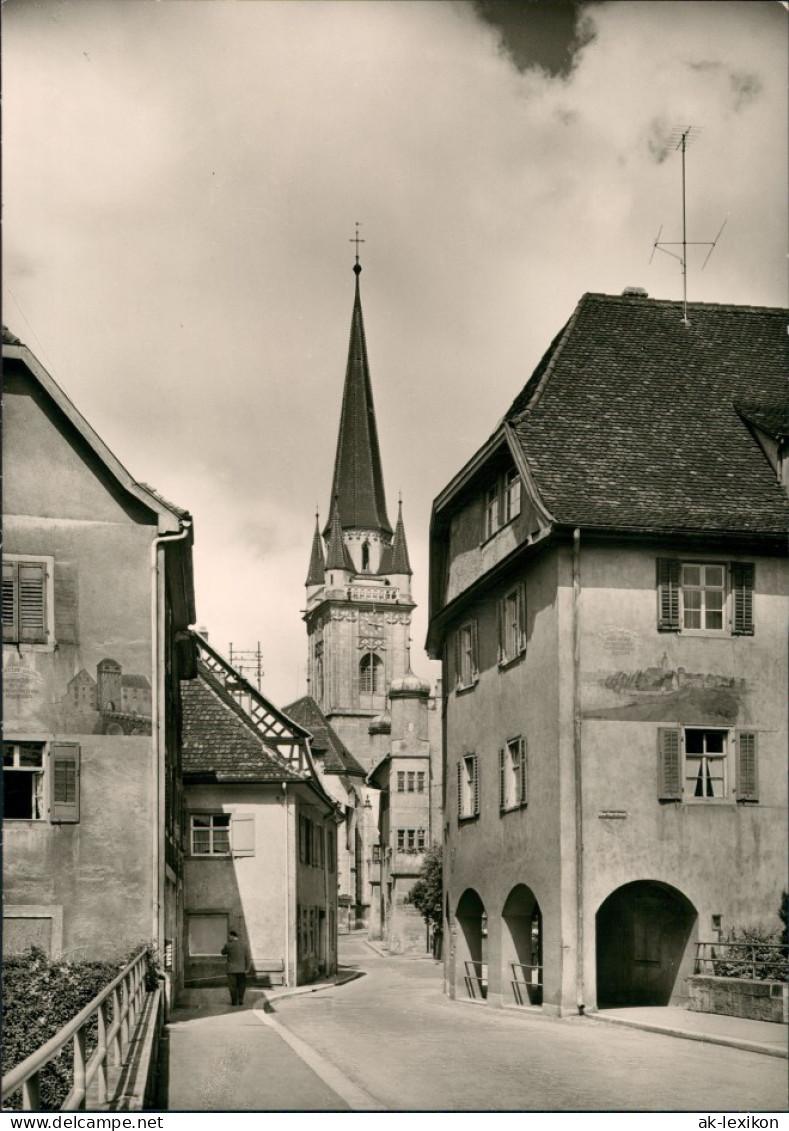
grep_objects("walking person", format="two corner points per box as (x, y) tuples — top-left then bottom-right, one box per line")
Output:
(221, 928), (250, 1006)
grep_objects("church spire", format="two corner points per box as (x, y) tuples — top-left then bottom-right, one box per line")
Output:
(391, 496), (412, 576)
(324, 258), (392, 538)
(305, 510), (326, 586)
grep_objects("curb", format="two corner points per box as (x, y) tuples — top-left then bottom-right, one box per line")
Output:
(585, 1011), (788, 1059)
(264, 969), (365, 1005)
(363, 939), (388, 958)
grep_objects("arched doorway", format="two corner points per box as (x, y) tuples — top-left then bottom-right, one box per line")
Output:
(502, 885), (542, 1006)
(455, 889), (487, 1000)
(596, 881), (697, 1007)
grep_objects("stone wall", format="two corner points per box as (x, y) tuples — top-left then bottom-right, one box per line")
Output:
(688, 975), (788, 1024)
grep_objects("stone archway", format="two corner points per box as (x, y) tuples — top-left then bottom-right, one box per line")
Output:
(502, 884), (542, 1006)
(455, 889), (487, 1000)
(596, 881), (697, 1007)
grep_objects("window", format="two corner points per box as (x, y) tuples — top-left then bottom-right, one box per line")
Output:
(327, 828), (336, 873)
(657, 560), (754, 635)
(498, 584), (526, 665)
(484, 485), (500, 540)
(407, 771), (415, 792)
(503, 469), (521, 523)
(361, 542), (370, 571)
(360, 652), (384, 694)
(499, 737), (527, 811)
(188, 914), (228, 957)
(3, 556), (54, 646)
(396, 827), (426, 853)
(658, 727), (758, 803)
(191, 813), (230, 855)
(397, 771), (405, 792)
(455, 620), (478, 690)
(457, 754), (479, 820)
(483, 470), (522, 540)
(4, 742), (45, 820)
(417, 771), (425, 793)
(3, 741), (80, 823)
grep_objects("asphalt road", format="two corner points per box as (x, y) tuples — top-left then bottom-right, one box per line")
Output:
(166, 935), (787, 1112)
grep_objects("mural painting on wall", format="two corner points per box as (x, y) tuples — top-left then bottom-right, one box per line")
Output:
(583, 631), (746, 725)
(3, 653), (152, 736)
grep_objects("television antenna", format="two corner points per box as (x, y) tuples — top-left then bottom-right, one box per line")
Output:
(650, 126), (727, 326)
(228, 642), (264, 690)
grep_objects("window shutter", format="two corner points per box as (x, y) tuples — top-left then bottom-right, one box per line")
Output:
(470, 621), (479, 679)
(454, 630), (462, 688)
(519, 738), (528, 805)
(472, 755), (480, 816)
(457, 761), (463, 819)
(51, 743), (80, 823)
(499, 748), (506, 809)
(3, 561), (18, 642)
(731, 563), (755, 636)
(658, 727), (682, 800)
(518, 585), (527, 652)
(18, 562), (47, 643)
(657, 560), (680, 631)
(736, 731), (758, 802)
(497, 599), (504, 663)
(231, 813), (255, 856)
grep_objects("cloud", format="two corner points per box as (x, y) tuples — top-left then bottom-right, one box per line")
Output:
(730, 71), (763, 110)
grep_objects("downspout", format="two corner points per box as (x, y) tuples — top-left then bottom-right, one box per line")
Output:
(150, 522), (192, 951)
(282, 782), (290, 986)
(573, 527), (584, 1014)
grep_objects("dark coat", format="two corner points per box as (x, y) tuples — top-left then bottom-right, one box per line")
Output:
(221, 936), (250, 973)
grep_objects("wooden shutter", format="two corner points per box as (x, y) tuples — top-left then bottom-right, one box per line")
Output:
(454, 630), (462, 688)
(472, 755), (480, 816)
(50, 743), (80, 823)
(731, 563), (755, 635)
(457, 761), (463, 819)
(3, 561), (18, 642)
(470, 620), (479, 679)
(736, 731), (758, 802)
(519, 738), (528, 805)
(231, 813), (255, 856)
(499, 748), (506, 809)
(18, 562), (47, 643)
(658, 727), (682, 800)
(518, 584), (527, 653)
(657, 560), (680, 631)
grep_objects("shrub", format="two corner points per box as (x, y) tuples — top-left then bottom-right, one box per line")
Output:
(711, 925), (788, 982)
(2, 944), (159, 1111)
(405, 843), (443, 931)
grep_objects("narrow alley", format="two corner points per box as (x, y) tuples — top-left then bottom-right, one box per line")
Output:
(165, 934), (787, 1112)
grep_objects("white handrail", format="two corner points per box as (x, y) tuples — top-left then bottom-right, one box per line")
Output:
(3, 949), (149, 1111)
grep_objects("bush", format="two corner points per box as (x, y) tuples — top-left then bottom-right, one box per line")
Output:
(711, 925), (788, 982)
(2, 944), (159, 1111)
(405, 843), (443, 931)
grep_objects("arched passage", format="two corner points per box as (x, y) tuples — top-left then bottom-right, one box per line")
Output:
(501, 884), (542, 1006)
(455, 889), (487, 1000)
(596, 881), (697, 1007)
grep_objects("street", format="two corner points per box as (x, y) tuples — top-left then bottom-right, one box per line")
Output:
(166, 934), (788, 1112)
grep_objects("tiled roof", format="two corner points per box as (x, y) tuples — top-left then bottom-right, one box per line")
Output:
(506, 294), (789, 534)
(325, 268), (393, 537)
(735, 401), (789, 440)
(136, 482), (191, 520)
(182, 662), (303, 782)
(283, 695), (367, 777)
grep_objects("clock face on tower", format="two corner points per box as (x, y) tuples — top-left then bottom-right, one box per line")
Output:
(360, 614), (383, 635)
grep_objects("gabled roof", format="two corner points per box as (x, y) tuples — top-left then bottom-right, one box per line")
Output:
(182, 662), (304, 783)
(503, 294), (789, 535)
(283, 696), (367, 778)
(324, 266), (392, 538)
(735, 401), (789, 441)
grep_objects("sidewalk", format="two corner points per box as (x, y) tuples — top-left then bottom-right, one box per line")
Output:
(586, 1006), (788, 1059)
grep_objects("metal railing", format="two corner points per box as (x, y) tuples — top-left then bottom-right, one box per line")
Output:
(694, 941), (788, 982)
(510, 961), (543, 1006)
(2, 949), (149, 1111)
(463, 960), (488, 1000)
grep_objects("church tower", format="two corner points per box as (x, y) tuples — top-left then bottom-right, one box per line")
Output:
(303, 256), (415, 769)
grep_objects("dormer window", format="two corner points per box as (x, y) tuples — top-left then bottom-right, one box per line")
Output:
(483, 470), (522, 541)
(503, 469), (521, 523)
(484, 486), (500, 539)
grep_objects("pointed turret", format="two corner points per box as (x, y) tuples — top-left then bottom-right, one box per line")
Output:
(305, 511), (326, 588)
(391, 497), (412, 576)
(325, 496), (354, 574)
(325, 262), (392, 541)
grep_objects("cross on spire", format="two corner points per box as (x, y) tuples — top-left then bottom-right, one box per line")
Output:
(350, 222), (365, 273)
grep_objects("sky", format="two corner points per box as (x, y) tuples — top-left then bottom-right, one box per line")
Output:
(4, 0), (787, 708)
